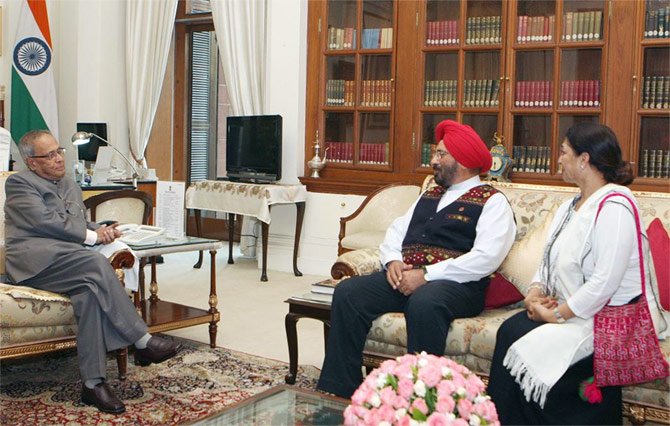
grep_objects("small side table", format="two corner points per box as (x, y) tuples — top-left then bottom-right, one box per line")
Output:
(284, 293), (332, 384)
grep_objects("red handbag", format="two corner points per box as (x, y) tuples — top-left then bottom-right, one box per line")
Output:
(592, 193), (669, 387)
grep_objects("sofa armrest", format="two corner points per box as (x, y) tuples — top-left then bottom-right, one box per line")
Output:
(331, 248), (383, 279)
(109, 249), (135, 288)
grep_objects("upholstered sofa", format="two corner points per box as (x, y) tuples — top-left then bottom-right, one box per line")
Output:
(0, 172), (136, 379)
(331, 179), (670, 425)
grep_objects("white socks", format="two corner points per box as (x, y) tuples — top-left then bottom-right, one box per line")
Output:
(84, 378), (103, 389)
(134, 333), (152, 349)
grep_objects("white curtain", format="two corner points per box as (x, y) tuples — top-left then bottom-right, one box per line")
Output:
(211, 0), (267, 257)
(125, 0), (178, 168)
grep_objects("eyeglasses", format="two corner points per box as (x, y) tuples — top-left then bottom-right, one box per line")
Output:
(432, 149), (449, 159)
(30, 148), (66, 160)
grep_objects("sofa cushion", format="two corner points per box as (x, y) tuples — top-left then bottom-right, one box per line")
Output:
(498, 210), (555, 295)
(335, 248), (383, 276)
(0, 292), (75, 329)
(484, 273), (523, 310)
(648, 218), (669, 311)
(341, 231), (387, 251)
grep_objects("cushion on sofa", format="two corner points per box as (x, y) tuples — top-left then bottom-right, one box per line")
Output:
(484, 273), (523, 309)
(498, 210), (555, 295)
(341, 232), (388, 252)
(648, 218), (669, 311)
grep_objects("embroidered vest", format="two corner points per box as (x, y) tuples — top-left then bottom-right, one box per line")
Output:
(401, 184), (500, 267)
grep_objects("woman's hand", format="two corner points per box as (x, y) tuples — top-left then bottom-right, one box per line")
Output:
(527, 299), (554, 322)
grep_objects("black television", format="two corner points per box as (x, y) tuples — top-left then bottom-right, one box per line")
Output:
(76, 122), (108, 162)
(225, 115), (282, 182)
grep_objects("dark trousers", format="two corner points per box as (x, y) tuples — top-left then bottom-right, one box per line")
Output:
(488, 311), (622, 425)
(317, 271), (487, 398)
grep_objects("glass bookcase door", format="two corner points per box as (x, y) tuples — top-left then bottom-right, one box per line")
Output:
(362, 0), (394, 50)
(641, 47), (670, 110)
(561, 0), (605, 42)
(463, 51), (502, 108)
(643, 0), (670, 39)
(426, 0), (461, 46)
(359, 113), (391, 165)
(463, 114), (499, 148)
(638, 117), (670, 179)
(559, 48), (602, 109)
(326, 56), (356, 106)
(360, 55), (393, 107)
(327, 1), (358, 51)
(514, 50), (554, 109)
(466, 0), (503, 45)
(421, 113), (457, 167)
(325, 112), (354, 164)
(516, 1), (556, 44)
(512, 115), (552, 174)
(424, 53), (458, 107)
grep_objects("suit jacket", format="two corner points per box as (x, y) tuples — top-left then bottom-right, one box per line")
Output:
(4, 170), (99, 283)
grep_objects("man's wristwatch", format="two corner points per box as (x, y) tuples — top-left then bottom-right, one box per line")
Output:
(554, 307), (566, 324)
(421, 265), (429, 282)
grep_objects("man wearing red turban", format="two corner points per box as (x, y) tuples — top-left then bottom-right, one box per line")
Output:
(318, 120), (517, 399)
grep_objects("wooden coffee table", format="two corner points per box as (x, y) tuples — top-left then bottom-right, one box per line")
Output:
(284, 293), (332, 384)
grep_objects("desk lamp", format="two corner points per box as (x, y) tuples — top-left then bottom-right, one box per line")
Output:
(71, 131), (140, 187)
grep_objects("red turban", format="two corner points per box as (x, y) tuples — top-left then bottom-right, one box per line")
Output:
(434, 120), (492, 173)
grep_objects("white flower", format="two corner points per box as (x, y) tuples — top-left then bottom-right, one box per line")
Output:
(441, 366), (452, 377)
(474, 395), (488, 404)
(409, 419), (420, 426)
(395, 408), (408, 420)
(376, 372), (388, 388)
(447, 413), (456, 421)
(457, 387), (466, 396)
(369, 393), (381, 407)
(418, 358), (428, 368)
(469, 415), (482, 426)
(413, 379), (427, 397)
(379, 422), (392, 426)
(419, 351), (428, 356)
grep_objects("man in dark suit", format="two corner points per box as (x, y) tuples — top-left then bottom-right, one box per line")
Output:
(4, 130), (181, 414)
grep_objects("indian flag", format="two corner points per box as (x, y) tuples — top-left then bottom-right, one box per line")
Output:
(10, 0), (59, 143)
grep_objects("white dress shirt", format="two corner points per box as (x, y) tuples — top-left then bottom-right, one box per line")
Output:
(380, 176), (517, 283)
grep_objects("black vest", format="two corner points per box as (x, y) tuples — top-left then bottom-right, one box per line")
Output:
(402, 184), (500, 267)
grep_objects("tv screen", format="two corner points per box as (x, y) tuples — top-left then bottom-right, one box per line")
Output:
(225, 115), (282, 182)
(76, 122), (108, 162)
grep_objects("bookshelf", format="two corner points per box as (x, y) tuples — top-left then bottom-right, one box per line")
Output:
(303, 0), (669, 195)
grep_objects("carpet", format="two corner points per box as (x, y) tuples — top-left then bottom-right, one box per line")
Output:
(0, 337), (320, 425)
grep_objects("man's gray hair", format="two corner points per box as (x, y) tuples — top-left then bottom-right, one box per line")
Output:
(19, 130), (53, 161)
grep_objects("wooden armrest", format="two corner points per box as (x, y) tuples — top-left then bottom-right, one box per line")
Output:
(109, 250), (135, 289)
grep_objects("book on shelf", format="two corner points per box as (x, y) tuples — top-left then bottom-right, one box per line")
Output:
(649, 150), (657, 178)
(642, 149), (649, 178)
(311, 278), (342, 295)
(664, 151), (670, 178)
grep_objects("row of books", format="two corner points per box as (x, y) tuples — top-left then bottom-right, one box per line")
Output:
(640, 150), (670, 179)
(559, 80), (601, 108)
(325, 80), (355, 106)
(463, 79), (501, 108)
(360, 80), (392, 107)
(361, 28), (393, 49)
(513, 146), (552, 174)
(327, 27), (356, 50)
(515, 81), (553, 107)
(645, 7), (670, 38)
(465, 16), (502, 45)
(324, 142), (389, 165)
(641, 76), (670, 109)
(426, 20), (460, 46)
(516, 15), (555, 43)
(421, 143), (435, 166)
(560, 10), (603, 41)
(424, 80), (458, 107)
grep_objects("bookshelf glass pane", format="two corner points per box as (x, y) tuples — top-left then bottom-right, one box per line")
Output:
(561, 0), (605, 42)
(641, 47), (670, 110)
(421, 113), (457, 166)
(462, 114), (498, 148)
(326, 56), (356, 106)
(557, 115), (599, 143)
(559, 48), (602, 108)
(325, 112), (354, 164)
(515, 50), (554, 108)
(512, 115), (552, 173)
(424, 53), (458, 107)
(362, 0), (394, 49)
(360, 55), (392, 107)
(516, 1), (556, 44)
(426, 0), (461, 46)
(327, 0), (358, 50)
(638, 117), (670, 179)
(464, 51), (501, 108)
(466, 0), (503, 45)
(644, 0), (670, 39)
(359, 113), (390, 165)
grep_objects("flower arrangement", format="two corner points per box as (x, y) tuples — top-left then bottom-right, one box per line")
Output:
(344, 352), (499, 426)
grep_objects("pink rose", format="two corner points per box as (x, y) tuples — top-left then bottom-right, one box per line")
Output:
(452, 419), (469, 426)
(411, 398), (429, 415)
(474, 400), (498, 421)
(457, 398), (474, 419)
(418, 364), (443, 388)
(466, 375), (485, 393)
(398, 354), (417, 365)
(380, 359), (396, 373)
(363, 408), (381, 425)
(352, 405), (369, 418)
(351, 386), (369, 407)
(435, 395), (455, 413)
(451, 373), (466, 389)
(397, 378), (415, 399)
(394, 363), (414, 380)
(378, 404), (396, 423)
(393, 395), (410, 409)
(379, 386), (396, 406)
(436, 380), (456, 397)
(344, 406), (357, 425)
(426, 412), (450, 426)
(397, 416), (411, 426)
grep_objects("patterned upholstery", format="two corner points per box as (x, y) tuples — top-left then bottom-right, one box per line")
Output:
(335, 180), (670, 420)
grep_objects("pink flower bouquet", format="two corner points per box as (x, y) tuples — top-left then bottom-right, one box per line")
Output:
(344, 352), (500, 426)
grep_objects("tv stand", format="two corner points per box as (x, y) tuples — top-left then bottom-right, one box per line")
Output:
(186, 180), (307, 281)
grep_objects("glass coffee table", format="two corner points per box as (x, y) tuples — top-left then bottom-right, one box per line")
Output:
(187, 385), (348, 425)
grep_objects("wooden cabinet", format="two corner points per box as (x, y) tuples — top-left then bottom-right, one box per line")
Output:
(301, 0), (669, 195)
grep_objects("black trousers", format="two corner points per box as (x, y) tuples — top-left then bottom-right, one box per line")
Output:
(487, 311), (622, 425)
(317, 271), (488, 398)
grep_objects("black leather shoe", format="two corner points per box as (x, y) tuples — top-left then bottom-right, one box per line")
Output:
(81, 383), (126, 414)
(135, 336), (182, 366)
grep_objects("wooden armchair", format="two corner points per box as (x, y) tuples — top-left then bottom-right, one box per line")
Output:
(84, 189), (153, 225)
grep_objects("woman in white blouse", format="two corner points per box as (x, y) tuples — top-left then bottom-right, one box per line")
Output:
(487, 123), (666, 425)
